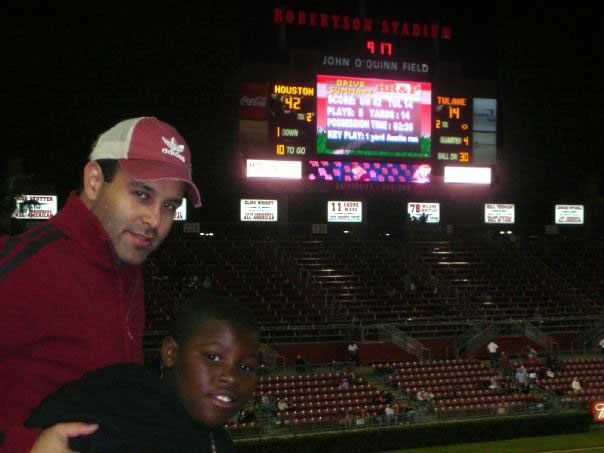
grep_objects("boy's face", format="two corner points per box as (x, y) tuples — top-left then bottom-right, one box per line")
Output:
(162, 319), (259, 427)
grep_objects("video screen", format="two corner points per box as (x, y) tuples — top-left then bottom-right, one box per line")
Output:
(316, 75), (431, 158)
(308, 161), (431, 184)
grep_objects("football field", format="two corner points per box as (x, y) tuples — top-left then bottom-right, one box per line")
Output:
(384, 430), (604, 453)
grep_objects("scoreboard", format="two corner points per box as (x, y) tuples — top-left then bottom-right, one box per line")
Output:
(433, 96), (472, 163)
(259, 78), (494, 171)
(240, 6), (497, 188)
(269, 84), (315, 157)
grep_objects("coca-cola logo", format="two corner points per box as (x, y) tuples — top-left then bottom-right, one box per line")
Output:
(241, 95), (267, 107)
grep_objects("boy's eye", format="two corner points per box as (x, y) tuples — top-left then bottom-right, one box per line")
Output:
(207, 353), (220, 362)
(163, 202), (178, 212)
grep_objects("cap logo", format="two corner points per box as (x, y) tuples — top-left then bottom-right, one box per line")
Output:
(161, 136), (186, 163)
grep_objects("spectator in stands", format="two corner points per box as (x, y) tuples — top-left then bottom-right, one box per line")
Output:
(489, 376), (500, 390)
(526, 346), (538, 366)
(1, 117), (201, 452)
(342, 411), (353, 428)
(339, 377), (350, 390)
(384, 405), (396, 424)
(26, 295), (257, 452)
(424, 391), (434, 403)
(487, 340), (499, 367)
(294, 354), (306, 374)
(571, 377), (582, 393)
(599, 337), (604, 355)
(260, 394), (278, 418)
(276, 398), (289, 413)
(239, 407), (256, 424)
(403, 406), (418, 423)
(545, 368), (555, 379)
(515, 365), (529, 391)
(202, 274), (213, 291)
(347, 342), (359, 366)
(546, 353), (560, 372)
(499, 351), (512, 375)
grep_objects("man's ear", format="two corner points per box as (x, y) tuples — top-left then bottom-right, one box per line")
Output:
(161, 336), (179, 368)
(81, 161), (104, 204)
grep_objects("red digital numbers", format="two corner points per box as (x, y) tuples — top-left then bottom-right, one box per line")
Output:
(366, 41), (393, 57)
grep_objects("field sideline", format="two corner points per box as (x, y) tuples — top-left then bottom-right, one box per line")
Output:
(384, 430), (604, 453)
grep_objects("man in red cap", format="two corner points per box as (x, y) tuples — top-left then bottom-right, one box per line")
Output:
(0, 117), (201, 452)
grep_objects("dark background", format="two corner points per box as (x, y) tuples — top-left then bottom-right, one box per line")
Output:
(3, 2), (602, 225)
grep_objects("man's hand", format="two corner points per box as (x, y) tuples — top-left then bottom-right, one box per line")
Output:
(30, 422), (98, 453)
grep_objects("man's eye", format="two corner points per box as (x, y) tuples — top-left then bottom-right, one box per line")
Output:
(207, 354), (220, 362)
(164, 202), (178, 212)
(134, 191), (149, 200)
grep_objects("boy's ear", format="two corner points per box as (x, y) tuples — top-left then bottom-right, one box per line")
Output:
(161, 336), (179, 368)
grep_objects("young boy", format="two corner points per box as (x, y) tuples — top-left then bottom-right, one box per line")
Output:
(26, 294), (259, 452)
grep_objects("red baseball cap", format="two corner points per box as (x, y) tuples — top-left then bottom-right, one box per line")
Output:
(89, 117), (201, 207)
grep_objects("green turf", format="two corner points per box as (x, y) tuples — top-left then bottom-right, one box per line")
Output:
(383, 430), (604, 453)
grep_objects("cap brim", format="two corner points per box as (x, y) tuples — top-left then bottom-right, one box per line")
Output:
(118, 160), (201, 208)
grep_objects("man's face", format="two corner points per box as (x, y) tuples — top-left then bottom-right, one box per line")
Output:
(165, 319), (259, 427)
(89, 165), (184, 266)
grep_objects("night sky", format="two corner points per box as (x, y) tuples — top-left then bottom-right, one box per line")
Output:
(3, 2), (602, 224)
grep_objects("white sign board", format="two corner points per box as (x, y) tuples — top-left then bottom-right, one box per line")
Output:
(555, 205), (584, 224)
(485, 203), (515, 224)
(240, 199), (278, 222)
(246, 159), (302, 179)
(12, 195), (58, 220)
(327, 201), (362, 223)
(407, 202), (440, 223)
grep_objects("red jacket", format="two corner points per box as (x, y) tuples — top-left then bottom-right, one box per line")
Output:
(0, 192), (144, 452)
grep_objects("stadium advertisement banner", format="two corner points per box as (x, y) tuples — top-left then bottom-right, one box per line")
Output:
(327, 201), (362, 222)
(555, 205), (584, 224)
(174, 199), (187, 221)
(240, 82), (268, 120)
(407, 202), (440, 223)
(316, 75), (432, 158)
(12, 195), (58, 220)
(485, 203), (515, 224)
(246, 159), (302, 179)
(592, 402), (604, 423)
(240, 199), (278, 222)
(444, 166), (491, 184)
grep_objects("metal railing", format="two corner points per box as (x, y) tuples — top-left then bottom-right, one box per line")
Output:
(380, 324), (431, 360)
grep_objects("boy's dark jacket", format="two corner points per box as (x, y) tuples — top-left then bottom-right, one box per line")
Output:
(26, 363), (236, 453)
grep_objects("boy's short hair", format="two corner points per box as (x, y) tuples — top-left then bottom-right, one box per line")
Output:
(169, 293), (259, 347)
